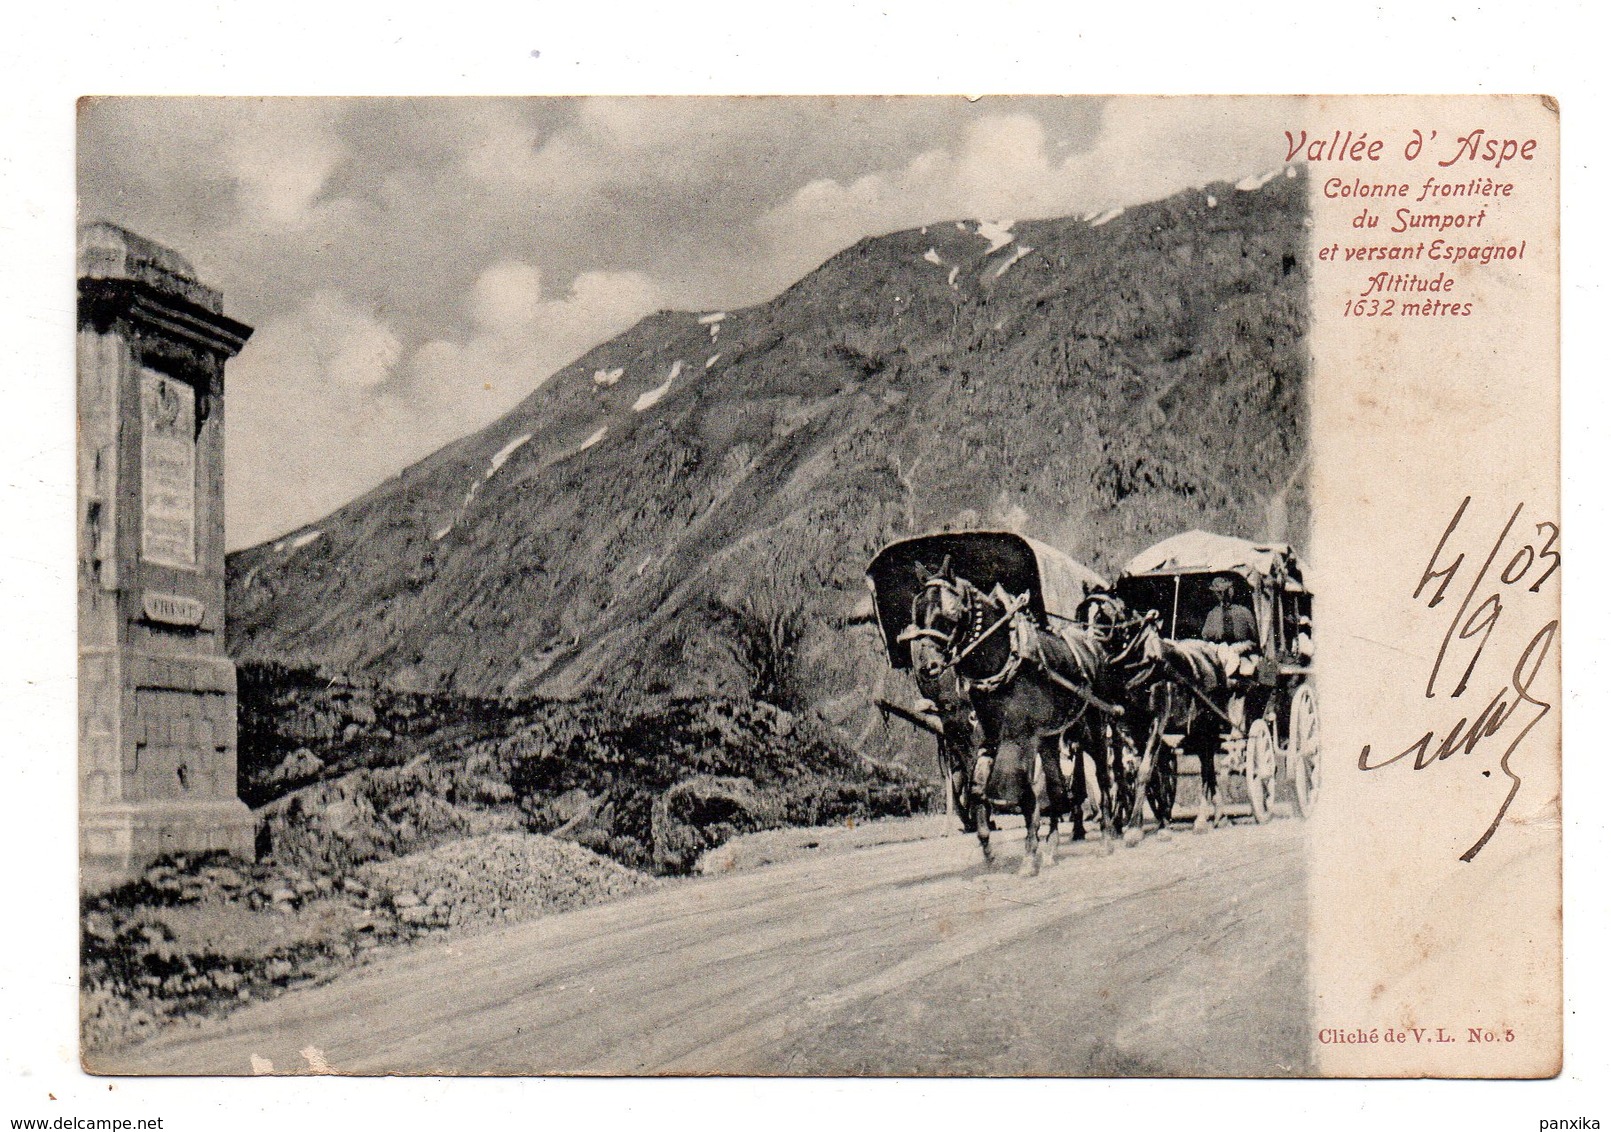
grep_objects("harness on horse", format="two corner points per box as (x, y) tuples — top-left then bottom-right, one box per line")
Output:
(909, 576), (1126, 717)
(965, 591), (1034, 694)
(1101, 610), (1238, 728)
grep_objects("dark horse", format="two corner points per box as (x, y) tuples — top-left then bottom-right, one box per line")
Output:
(1092, 601), (1246, 841)
(909, 657), (982, 832)
(904, 559), (1121, 873)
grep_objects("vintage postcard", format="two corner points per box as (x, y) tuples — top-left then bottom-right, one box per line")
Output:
(73, 94), (1559, 1077)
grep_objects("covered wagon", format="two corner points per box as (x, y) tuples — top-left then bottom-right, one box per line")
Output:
(1113, 530), (1318, 820)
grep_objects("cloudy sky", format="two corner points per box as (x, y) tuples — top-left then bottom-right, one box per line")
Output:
(78, 97), (1293, 548)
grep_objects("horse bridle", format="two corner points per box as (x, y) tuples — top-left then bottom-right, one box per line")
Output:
(903, 574), (1038, 688)
(895, 576), (955, 645)
(899, 576), (997, 663)
(1075, 595), (1162, 691)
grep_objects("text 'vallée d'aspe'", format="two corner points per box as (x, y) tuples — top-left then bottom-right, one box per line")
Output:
(1284, 128), (1540, 169)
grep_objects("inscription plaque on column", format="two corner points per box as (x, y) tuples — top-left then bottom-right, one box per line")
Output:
(140, 368), (196, 569)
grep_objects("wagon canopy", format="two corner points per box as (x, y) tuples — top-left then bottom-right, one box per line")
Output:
(1119, 529), (1308, 592)
(1117, 529), (1312, 660)
(866, 530), (1109, 668)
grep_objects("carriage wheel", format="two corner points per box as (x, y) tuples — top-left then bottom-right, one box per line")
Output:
(1288, 684), (1321, 819)
(1146, 746), (1178, 828)
(1245, 718), (1278, 824)
(1108, 726), (1140, 830)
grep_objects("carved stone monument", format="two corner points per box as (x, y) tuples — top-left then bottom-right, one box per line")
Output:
(78, 222), (255, 884)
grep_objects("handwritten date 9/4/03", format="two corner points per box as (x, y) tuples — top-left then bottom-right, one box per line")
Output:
(1358, 496), (1560, 862)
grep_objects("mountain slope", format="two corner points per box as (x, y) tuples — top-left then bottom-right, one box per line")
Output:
(227, 169), (1310, 753)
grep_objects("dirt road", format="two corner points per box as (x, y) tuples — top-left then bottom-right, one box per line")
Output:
(97, 816), (1311, 1077)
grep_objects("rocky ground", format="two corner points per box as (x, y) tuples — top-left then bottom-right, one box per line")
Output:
(80, 834), (660, 1056)
(357, 833), (659, 933)
(236, 666), (933, 878)
(82, 669), (934, 1058)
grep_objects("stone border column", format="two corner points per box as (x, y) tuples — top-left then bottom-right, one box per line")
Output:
(78, 222), (256, 888)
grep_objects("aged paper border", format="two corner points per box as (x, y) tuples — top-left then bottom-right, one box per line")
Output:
(7, 0), (1609, 1126)
(1305, 94), (1560, 1077)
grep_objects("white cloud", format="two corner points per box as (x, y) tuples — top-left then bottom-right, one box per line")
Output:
(232, 145), (337, 228)
(565, 270), (662, 329)
(948, 116), (1062, 216)
(225, 102), (348, 230)
(462, 104), (584, 189)
(374, 265), (663, 518)
(249, 290), (402, 392)
(472, 261), (545, 331)
(757, 114), (1060, 266)
(758, 101), (1294, 279)
(410, 264), (659, 423)
(1054, 98), (1298, 209)
(226, 295), (413, 546)
(224, 264), (657, 546)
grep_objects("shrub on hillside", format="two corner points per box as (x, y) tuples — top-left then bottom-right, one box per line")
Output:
(237, 670), (936, 879)
(499, 693), (933, 873)
(650, 775), (781, 874)
(235, 661), (518, 808)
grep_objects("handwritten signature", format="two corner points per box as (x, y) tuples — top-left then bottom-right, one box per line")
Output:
(1358, 496), (1560, 861)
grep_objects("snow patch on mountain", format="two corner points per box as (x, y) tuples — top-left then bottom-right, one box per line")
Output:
(975, 220), (1015, 253)
(994, 245), (1034, 278)
(593, 367), (624, 387)
(485, 433), (532, 479)
(699, 313), (726, 342)
(432, 482), (481, 542)
(633, 361), (683, 412)
(1236, 168), (1281, 191)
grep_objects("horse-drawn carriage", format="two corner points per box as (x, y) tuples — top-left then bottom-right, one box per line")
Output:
(1111, 530), (1318, 823)
(863, 527), (1317, 868)
(866, 531), (1111, 868)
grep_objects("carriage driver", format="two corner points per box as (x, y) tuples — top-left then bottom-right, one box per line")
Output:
(1200, 574), (1259, 733)
(1201, 575), (1257, 649)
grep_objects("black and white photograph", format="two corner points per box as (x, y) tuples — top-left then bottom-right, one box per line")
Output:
(1, 2), (1604, 1127)
(75, 96), (1320, 1075)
